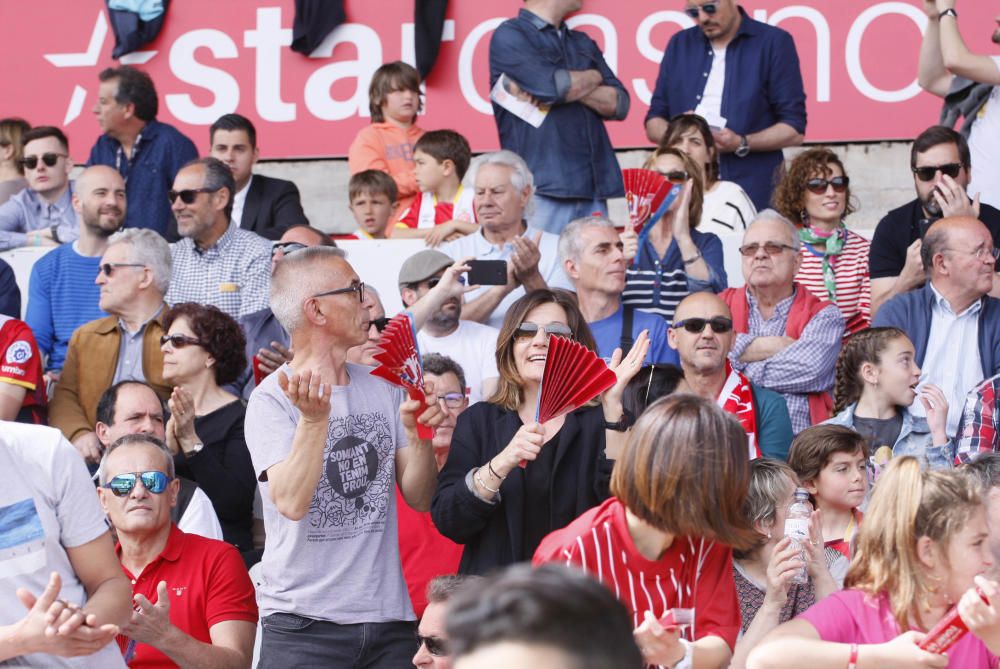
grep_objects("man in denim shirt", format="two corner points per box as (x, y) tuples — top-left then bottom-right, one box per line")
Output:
(489, 0), (630, 235)
(644, 1), (807, 211)
(89, 66), (198, 241)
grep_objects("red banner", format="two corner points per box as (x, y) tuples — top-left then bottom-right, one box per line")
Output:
(1, 1), (995, 160)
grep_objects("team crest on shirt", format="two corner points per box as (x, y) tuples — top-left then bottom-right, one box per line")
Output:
(5, 341), (31, 365)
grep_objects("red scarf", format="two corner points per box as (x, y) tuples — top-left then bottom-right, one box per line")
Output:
(717, 362), (760, 459)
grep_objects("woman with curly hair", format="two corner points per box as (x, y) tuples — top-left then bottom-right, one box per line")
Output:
(160, 302), (256, 554)
(772, 148), (871, 335)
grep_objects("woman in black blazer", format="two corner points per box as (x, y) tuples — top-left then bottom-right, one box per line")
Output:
(431, 288), (649, 575)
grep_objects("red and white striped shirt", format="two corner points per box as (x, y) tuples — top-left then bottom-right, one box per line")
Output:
(795, 229), (871, 336)
(533, 498), (741, 650)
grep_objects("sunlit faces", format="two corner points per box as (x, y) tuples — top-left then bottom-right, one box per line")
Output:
(805, 449), (868, 512)
(171, 165), (226, 241)
(941, 505), (995, 604)
(567, 225), (626, 295)
(803, 163), (847, 227)
(985, 487), (1000, 565)
(76, 168), (126, 236)
(913, 142), (969, 217)
(670, 127), (713, 175)
(413, 600), (453, 668)
(22, 136), (70, 197)
(345, 289), (384, 364)
(93, 78), (130, 135)
(513, 302), (571, 386)
(667, 295), (734, 374)
(406, 270), (461, 330)
(98, 442), (179, 534)
(413, 149), (451, 194)
(425, 370), (468, 453)
(454, 643), (577, 669)
(686, 0), (740, 42)
(863, 336), (920, 408)
(938, 222), (996, 297)
(97, 383), (167, 447)
(349, 190), (396, 237)
(651, 153), (687, 216)
(96, 243), (147, 314)
(474, 163), (530, 231)
(381, 87), (420, 126)
(210, 128), (258, 189)
(740, 219), (801, 290)
(270, 226), (325, 273)
(160, 316), (213, 384)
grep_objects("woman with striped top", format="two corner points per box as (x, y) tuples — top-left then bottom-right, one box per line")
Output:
(623, 148), (728, 324)
(773, 148), (871, 336)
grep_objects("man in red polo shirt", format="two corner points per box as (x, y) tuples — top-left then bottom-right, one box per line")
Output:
(97, 433), (257, 668)
(0, 314), (46, 423)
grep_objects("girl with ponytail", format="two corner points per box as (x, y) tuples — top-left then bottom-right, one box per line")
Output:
(826, 327), (952, 471)
(748, 457), (1000, 668)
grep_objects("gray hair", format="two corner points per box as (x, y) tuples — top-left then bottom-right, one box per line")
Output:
(98, 433), (175, 485)
(270, 246), (349, 332)
(558, 215), (618, 264)
(465, 150), (535, 218)
(921, 222), (948, 273)
(745, 208), (802, 251)
(107, 228), (172, 293)
(181, 157), (236, 220)
(426, 574), (479, 605)
(734, 458), (798, 559)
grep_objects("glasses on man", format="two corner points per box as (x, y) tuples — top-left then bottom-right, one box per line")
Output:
(99, 262), (145, 277)
(684, 2), (719, 18)
(805, 176), (850, 194)
(945, 246), (1000, 262)
(312, 280), (365, 302)
(160, 334), (205, 349)
(20, 153), (67, 170)
(167, 187), (221, 204)
(912, 163), (962, 182)
(102, 471), (172, 497)
(416, 634), (449, 658)
(656, 169), (690, 185)
(672, 316), (733, 334)
(737, 242), (796, 257)
(439, 392), (466, 409)
(514, 322), (574, 341)
(271, 241), (308, 258)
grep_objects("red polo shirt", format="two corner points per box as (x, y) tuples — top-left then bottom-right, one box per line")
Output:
(116, 524), (257, 668)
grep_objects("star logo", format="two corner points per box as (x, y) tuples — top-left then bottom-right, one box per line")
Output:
(43, 10), (158, 125)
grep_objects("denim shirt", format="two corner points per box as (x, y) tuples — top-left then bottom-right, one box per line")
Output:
(645, 7), (806, 210)
(88, 119), (198, 240)
(489, 9), (629, 201)
(825, 403), (953, 470)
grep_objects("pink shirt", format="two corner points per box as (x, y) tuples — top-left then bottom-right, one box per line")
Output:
(800, 589), (998, 668)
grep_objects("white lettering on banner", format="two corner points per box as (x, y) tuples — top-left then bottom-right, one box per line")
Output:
(566, 14), (619, 73)
(632, 11), (694, 106)
(165, 29), (239, 123)
(845, 3), (927, 103)
(459, 17), (505, 115)
(759, 7), (832, 103)
(244, 7), (296, 122)
(304, 23), (382, 121)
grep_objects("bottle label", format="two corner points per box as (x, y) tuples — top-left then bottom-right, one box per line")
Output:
(784, 518), (809, 541)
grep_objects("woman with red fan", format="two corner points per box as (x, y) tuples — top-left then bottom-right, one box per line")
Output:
(533, 394), (757, 669)
(622, 148), (728, 324)
(430, 288), (649, 576)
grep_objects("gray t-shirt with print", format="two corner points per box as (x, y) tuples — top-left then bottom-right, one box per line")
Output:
(245, 362), (414, 623)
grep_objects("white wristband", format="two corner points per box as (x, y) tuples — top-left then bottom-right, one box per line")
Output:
(672, 638), (693, 669)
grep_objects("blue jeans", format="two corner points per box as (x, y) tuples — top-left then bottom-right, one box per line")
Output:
(529, 194), (608, 234)
(258, 613), (416, 669)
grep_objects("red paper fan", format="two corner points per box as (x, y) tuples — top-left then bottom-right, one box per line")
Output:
(535, 335), (617, 424)
(623, 168), (673, 233)
(369, 313), (433, 440)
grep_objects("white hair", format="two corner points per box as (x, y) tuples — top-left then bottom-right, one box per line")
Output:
(107, 228), (173, 293)
(558, 215), (618, 264)
(745, 208), (802, 251)
(464, 150), (536, 218)
(270, 246), (349, 333)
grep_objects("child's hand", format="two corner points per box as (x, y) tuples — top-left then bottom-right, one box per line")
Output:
(920, 383), (950, 446)
(424, 221), (458, 247)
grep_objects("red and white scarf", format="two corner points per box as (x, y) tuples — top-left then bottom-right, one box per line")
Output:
(717, 362), (759, 459)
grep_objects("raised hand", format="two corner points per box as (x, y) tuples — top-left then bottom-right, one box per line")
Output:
(278, 369), (331, 424)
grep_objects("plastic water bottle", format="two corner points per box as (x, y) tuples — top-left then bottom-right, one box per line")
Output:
(783, 488), (813, 585)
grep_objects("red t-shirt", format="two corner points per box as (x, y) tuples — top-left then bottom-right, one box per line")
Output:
(533, 497), (741, 650)
(395, 486), (462, 617)
(0, 315), (45, 423)
(824, 508), (863, 559)
(116, 525), (258, 668)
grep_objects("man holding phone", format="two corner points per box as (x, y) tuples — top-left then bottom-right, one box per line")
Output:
(439, 151), (574, 329)
(869, 125), (1000, 315)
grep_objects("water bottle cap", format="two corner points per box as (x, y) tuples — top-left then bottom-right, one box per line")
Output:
(794, 487), (809, 498)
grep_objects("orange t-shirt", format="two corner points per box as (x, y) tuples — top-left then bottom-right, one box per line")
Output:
(348, 122), (426, 224)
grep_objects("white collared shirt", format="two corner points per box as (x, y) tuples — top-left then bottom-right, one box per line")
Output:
(911, 282), (984, 435)
(231, 175), (253, 226)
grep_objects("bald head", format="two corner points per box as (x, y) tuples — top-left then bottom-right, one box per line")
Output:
(673, 292), (732, 323)
(73, 165), (126, 236)
(922, 215), (995, 300)
(668, 291), (735, 375)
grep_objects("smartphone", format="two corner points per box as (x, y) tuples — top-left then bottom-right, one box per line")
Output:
(468, 259), (507, 285)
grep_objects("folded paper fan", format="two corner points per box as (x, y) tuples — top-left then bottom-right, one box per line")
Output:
(369, 313), (433, 440)
(623, 168), (673, 233)
(535, 336), (618, 426)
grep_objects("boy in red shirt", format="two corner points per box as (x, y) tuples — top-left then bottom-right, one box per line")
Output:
(0, 314), (46, 423)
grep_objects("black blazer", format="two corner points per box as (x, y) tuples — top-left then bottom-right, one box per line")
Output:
(431, 401), (613, 576)
(240, 174), (309, 240)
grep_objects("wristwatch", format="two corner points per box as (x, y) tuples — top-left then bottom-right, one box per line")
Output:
(603, 410), (633, 432)
(735, 135), (750, 158)
(185, 442), (205, 456)
(938, 8), (957, 19)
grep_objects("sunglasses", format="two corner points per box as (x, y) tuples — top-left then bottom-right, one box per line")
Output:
(684, 2), (718, 17)
(672, 316), (733, 334)
(371, 316), (390, 333)
(313, 281), (365, 302)
(271, 241), (308, 258)
(912, 163), (962, 182)
(738, 242), (796, 257)
(439, 392), (466, 408)
(416, 634), (449, 657)
(160, 334), (205, 349)
(20, 152), (66, 170)
(514, 322), (574, 341)
(102, 471), (172, 497)
(656, 169), (690, 184)
(805, 176), (849, 194)
(167, 187), (221, 204)
(99, 262), (145, 277)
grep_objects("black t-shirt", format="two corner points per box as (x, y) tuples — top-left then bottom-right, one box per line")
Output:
(869, 199), (1000, 279)
(522, 430), (560, 561)
(853, 412), (904, 454)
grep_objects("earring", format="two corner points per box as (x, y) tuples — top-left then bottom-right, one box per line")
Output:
(800, 209), (810, 226)
(766, 531), (772, 540)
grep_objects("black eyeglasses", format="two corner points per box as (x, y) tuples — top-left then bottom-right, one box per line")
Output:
(912, 163), (963, 182)
(99, 262), (145, 277)
(160, 334), (205, 349)
(439, 392), (466, 408)
(805, 176), (849, 194)
(312, 281), (365, 302)
(656, 169), (690, 184)
(684, 2), (718, 17)
(20, 153), (67, 170)
(371, 316), (390, 332)
(271, 241), (308, 258)
(416, 634), (449, 657)
(738, 242), (797, 257)
(167, 187), (221, 204)
(672, 316), (733, 334)
(514, 322), (574, 341)
(102, 471), (172, 497)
